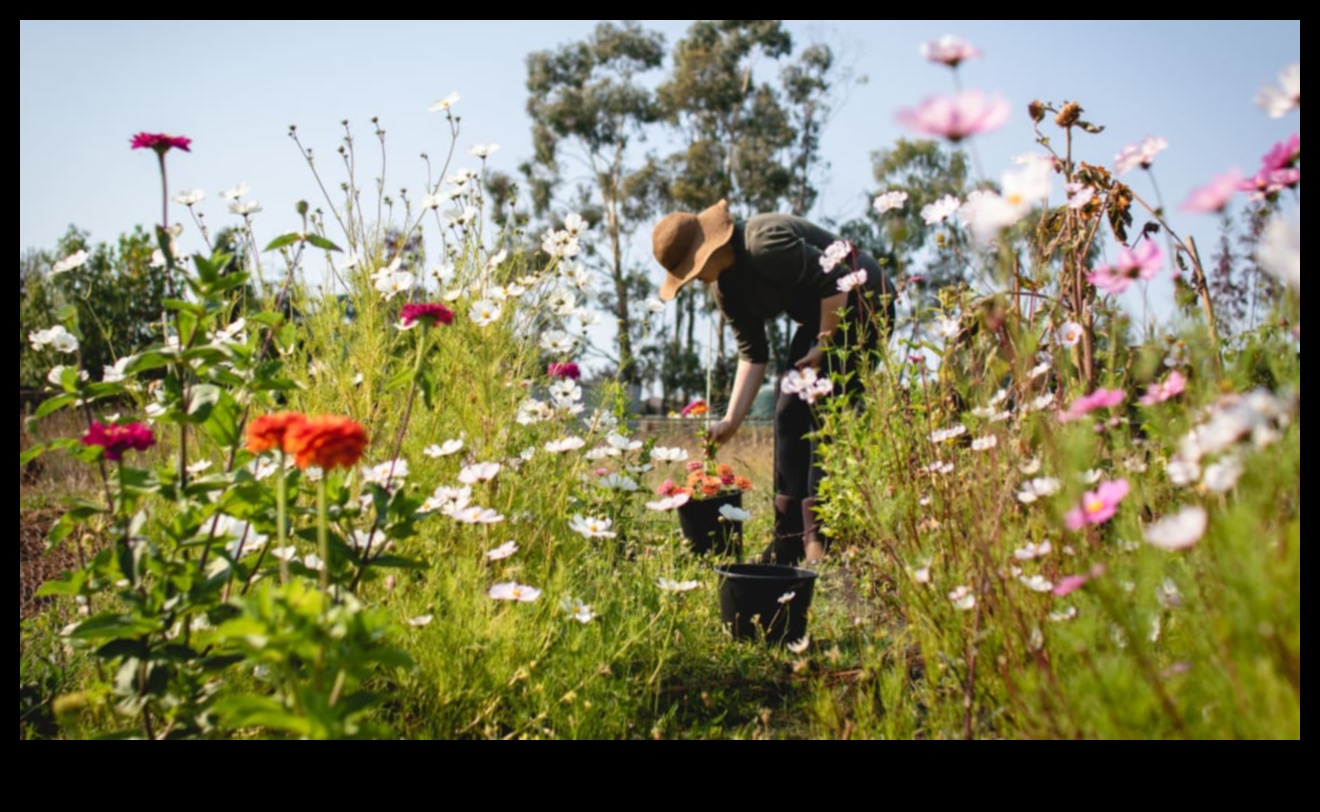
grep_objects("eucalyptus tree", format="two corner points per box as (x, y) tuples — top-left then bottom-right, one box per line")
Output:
(523, 20), (668, 386)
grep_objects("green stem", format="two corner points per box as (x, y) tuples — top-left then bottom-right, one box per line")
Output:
(276, 453), (290, 584)
(317, 477), (330, 598)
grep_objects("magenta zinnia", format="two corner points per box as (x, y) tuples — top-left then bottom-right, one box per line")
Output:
(81, 421), (156, 462)
(400, 302), (455, 328)
(130, 132), (192, 154)
(547, 362), (581, 380)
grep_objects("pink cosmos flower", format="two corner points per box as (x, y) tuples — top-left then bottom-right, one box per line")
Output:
(1065, 479), (1130, 530)
(547, 361), (581, 380)
(685, 461), (705, 473)
(1261, 134), (1300, 172)
(896, 90), (1011, 143)
(399, 302), (455, 328)
(1064, 182), (1095, 210)
(656, 479), (676, 497)
(81, 420), (156, 462)
(1059, 388), (1125, 423)
(1180, 169), (1242, 214)
(1053, 564), (1108, 596)
(1114, 136), (1168, 175)
(919, 35), (983, 68)
(1239, 167), (1301, 203)
(1139, 371), (1187, 407)
(130, 132), (192, 154)
(1087, 241), (1163, 295)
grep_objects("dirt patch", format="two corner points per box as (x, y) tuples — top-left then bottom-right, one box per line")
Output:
(20, 509), (82, 622)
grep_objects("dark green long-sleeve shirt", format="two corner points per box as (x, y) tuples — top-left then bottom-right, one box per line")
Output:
(714, 213), (889, 364)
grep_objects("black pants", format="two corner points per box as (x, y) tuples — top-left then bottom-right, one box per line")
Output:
(774, 283), (893, 501)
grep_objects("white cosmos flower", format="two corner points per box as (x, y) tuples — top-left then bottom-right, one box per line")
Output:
(1029, 361), (1052, 380)
(454, 506), (504, 525)
(646, 297), (666, 314)
(469, 299), (502, 327)
(1016, 478), (1061, 504)
(1079, 469), (1104, 485)
(1257, 212), (1300, 292)
(912, 567), (932, 585)
(228, 200), (262, 216)
(407, 615), (434, 628)
(424, 438), (464, 458)
(545, 436), (586, 454)
(222, 182), (249, 200)
(606, 433), (642, 452)
(348, 530), (388, 552)
(489, 582), (540, 602)
(1019, 575), (1054, 593)
(458, 462), (502, 484)
(549, 380), (583, 405)
(948, 586), (976, 612)
(173, 189), (205, 206)
(186, 459), (214, 475)
(1014, 540), (1053, 561)
(468, 143), (500, 159)
(645, 494), (691, 512)
(787, 635), (812, 655)
(1026, 393), (1055, 413)
(873, 191), (908, 214)
(1049, 607), (1079, 623)
(102, 356), (134, 384)
(1057, 322), (1084, 347)
(516, 398), (553, 426)
(486, 540), (519, 561)
(429, 91), (460, 112)
(819, 240), (852, 273)
(936, 317), (960, 339)
(837, 270), (868, 293)
(29, 326), (80, 354)
(1255, 63), (1300, 118)
(1019, 457), (1043, 475)
(51, 250), (89, 275)
(419, 192), (444, 210)
(971, 435), (998, 452)
(1166, 457), (1201, 488)
(928, 424), (968, 444)
(718, 504), (752, 522)
(540, 330), (577, 354)
(650, 446), (689, 463)
(569, 515), (616, 539)
(420, 485), (472, 516)
(446, 206), (478, 228)
(597, 473), (639, 492)
(1202, 457), (1243, 493)
(777, 591), (796, 605)
(545, 287), (577, 315)
(657, 578), (700, 593)
(959, 158), (1054, 244)
(1144, 506), (1208, 551)
(561, 597), (596, 624)
(46, 365), (84, 386)
(921, 195), (961, 225)
(362, 459), (410, 488)
(375, 271), (414, 301)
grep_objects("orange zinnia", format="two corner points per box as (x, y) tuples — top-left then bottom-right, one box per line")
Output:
(734, 476), (753, 491)
(246, 411), (308, 455)
(716, 464), (734, 484)
(700, 477), (722, 497)
(284, 416), (369, 470)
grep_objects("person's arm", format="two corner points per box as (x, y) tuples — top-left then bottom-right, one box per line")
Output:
(709, 359), (767, 445)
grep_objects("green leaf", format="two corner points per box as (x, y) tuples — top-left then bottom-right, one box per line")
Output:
(125, 352), (174, 376)
(305, 234), (342, 252)
(214, 695), (313, 737)
(264, 233), (303, 252)
(187, 384), (222, 422)
(67, 613), (162, 641)
(366, 554), (426, 570)
(383, 368), (416, 392)
(35, 569), (88, 598)
(20, 444), (46, 468)
(202, 391), (241, 447)
(32, 394), (77, 420)
(162, 298), (206, 316)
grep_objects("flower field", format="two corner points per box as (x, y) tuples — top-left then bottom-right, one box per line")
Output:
(18, 38), (1299, 739)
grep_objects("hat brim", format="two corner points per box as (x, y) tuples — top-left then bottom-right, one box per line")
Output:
(658, 202), (735, 301)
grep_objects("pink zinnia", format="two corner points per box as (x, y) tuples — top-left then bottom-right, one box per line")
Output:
(400, 302), (454, 328)
(1138, 371), (1186, 407)
(1065, 479), (1130, 531)
(1180, 169), (1243, 214)
(1059, 388), (1125, 423)
(81, 420), (156, 462)
(130, 132), (192, 154)
(656, 479), (676, 497)
(547, 362), (581, 380)
(896, 90), (1011, 143)
(919, 35), (983, 68)
(1087, 241), (1163, 295)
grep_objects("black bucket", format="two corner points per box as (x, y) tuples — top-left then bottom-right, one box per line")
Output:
(676, 492), (744, 557)
(715, 563), (818, 643)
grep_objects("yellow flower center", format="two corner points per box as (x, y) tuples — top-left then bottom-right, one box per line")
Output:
(1085, 497), (1106, 515)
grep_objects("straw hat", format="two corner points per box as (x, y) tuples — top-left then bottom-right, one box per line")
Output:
(653, 200), (735, 301)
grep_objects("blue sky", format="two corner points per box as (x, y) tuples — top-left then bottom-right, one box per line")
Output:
(21, 20), (1300, 347)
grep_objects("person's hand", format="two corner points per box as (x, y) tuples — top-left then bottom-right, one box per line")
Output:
(708, 419), (740, 446)
(795, 345), (826, 371)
